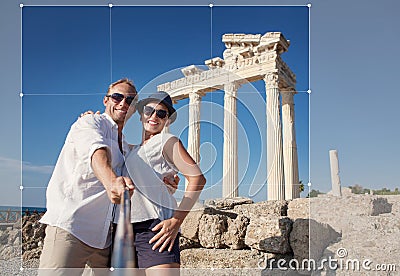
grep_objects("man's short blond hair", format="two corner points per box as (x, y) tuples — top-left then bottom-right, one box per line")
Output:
(106, 78), (138, 95)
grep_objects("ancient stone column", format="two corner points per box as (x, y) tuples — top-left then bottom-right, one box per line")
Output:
(329, 150), (342, 196)
(265, 73), (285, 200)
(222, 82), (240, 198)
(186, 91), (202, 189)
(281, 91), (300, 199)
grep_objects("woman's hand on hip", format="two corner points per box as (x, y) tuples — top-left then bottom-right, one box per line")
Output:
(149, 217), (182, 253)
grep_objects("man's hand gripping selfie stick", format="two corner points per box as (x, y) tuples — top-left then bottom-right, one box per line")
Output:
(111, 189), (136, 273)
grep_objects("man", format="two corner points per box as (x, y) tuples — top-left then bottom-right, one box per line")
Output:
(39, 79), (138, 273)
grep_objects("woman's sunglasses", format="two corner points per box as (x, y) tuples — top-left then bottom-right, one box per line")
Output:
(106, 93), (136, 105)
(143, 105), (169, 119)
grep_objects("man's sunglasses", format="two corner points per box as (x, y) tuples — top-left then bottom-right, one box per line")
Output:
(143, 105), (169, 119)
(106, 93), (136, 105)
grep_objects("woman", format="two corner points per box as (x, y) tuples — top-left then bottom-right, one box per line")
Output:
(124, 91), (206, 274)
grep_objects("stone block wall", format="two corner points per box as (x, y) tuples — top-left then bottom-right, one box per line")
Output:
(180, 197), (342, 269)
(1, 194), (399, 274)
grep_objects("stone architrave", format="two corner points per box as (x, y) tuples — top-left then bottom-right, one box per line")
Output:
(222, 82), (240, 198)
(281, 90), (300, 199)
(329, 150), (342, 196)
(264, 73), (285, 201)
(186, 91), (202, 189)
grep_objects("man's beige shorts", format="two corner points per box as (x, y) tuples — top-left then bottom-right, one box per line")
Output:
(39, 225), (110, 270)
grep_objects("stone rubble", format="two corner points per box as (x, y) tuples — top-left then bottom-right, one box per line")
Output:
(0, 194), (399, 275)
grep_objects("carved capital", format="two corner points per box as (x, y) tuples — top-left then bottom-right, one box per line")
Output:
(264, 72), (279, 89)
(224, 81), (241, 98)
(189, 91), (202, 104)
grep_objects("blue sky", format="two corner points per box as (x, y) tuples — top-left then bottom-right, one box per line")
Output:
(20, 5), (309, 207)
(1, 0), (399, 207)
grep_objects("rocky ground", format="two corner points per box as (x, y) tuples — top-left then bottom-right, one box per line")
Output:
(1, 193), (399, 275)
(310, 193), (400, 275)
(0, 210), (44, 276)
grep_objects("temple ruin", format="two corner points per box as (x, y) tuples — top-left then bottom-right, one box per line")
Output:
(158, 32), (300, 200)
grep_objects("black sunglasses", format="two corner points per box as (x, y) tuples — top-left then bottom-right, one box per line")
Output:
(143, 105), (169, 119)
(106, 93), (136, 105)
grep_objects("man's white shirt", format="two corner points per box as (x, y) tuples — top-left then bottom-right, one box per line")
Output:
(40, 113), (128, 249)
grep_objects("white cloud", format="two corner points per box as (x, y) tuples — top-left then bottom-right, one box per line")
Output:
(0, 156), (54, 174)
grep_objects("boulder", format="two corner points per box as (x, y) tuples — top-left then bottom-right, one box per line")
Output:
(0, 245), (19, 260)
(13, 218), (22, 229)
(21, 214), (46, 260)
(181, 203), (237, 243)
(245, 216), (292, 254)
(179, 236), (201, 251)
(23, 248), (42, 261)
(287, 198), (309, 220)
(22, 221), (34, 239)
(370, 197), (392, 216)
(289, 218), (341, 263)
(205, 197), (253, 210)
(180, 204), (207, 242)
(181, 248), (268, 269)
(223, 215), (250, 249)
(0, 231), (9, 245)
(7, 229), (20, 245)
(198, 214), (228, 248)
(234, 200), (288, 219)
(33, 223), (46, 240)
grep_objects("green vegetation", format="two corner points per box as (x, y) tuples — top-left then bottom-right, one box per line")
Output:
(348, 184), (370, 194)
(349, 185), (400, 195)
(304, 184), (399, 198)
(299, 180), (304, 193)
(306, 189), (324, 198)
(373, 187), (399, 195)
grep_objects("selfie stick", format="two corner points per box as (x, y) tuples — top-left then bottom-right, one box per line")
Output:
(111, 189), (136, 274)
